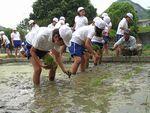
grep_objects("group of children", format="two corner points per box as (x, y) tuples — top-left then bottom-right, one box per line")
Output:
(0, 28), (22, 58)
(1, 7), (140, 85)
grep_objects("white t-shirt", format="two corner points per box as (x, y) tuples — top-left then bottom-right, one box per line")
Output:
(75, 16), (88, 31)
(26, 25), (40, 45)
(116, 18), (128, 35)
(2, 35), (10, 45)
(114, 36), (136, 50)
(48, 23), (55, 29)
(11, 32), (21, 41)
(91, 36), (104, 44)
(32, 27), (59, 51)
(31, 24), (39, 32)
(71, 26), (95, 45)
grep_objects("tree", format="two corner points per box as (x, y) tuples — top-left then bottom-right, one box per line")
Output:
(30, 0), (96, 26)
(104, 1), (138, 37)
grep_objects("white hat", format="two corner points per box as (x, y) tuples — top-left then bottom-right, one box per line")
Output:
(28, 20), (34, 25)
(95, 19), (106, 29)
(54, 20), (65, 29)
(12, 27), (17, 30)
(59, 25), (72, 47)
(126, 13), (133, 20)
(0, 31), (4, 35)
(103, 16), (111, 24)
(53, 17), (58, 23)
(59, 16), (65, 21)
(93, 17), (101, 22)
(77, 7), (84, 12)
(102, 13), (108, 18)
(65, 23), (69, 26)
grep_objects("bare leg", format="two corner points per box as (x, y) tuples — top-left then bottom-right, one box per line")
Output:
(71, 56), (81, 74)
(104, 44), (109, 55)
(84, 52), (90, 68)
(6, 48), (10, 58)
(30, 57), (42, 86)
(15, 48), (18, 58)
(48, 62), (57, 81)
(80, 55), (86, 72)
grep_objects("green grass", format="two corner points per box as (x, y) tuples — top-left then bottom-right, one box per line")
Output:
(90, 73), (112, 87)
(123, 67), (142, 80)
(138, 26), (150, 33)
(142, 44), (150, 56)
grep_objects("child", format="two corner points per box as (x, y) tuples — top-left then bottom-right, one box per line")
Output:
(103, 16), (112, 55)
(48, 17), (58, 29)
(73, 7), (88, 31)
(26, 25), (72, 85)
(69, 18), (106, 74)
(0, 31), (11, 58)
(11, 27), (22, 58)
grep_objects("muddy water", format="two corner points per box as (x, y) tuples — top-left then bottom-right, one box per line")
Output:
(0, 63), (149, 113)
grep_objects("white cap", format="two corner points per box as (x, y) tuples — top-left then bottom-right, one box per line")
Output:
(59, 16), (65, 21)
(126, 13), (133, 20)
(28, 20), (34, 25)
(93, 17), (101, 22)
(12, 27), (17, 30)
(102, 13), (108, 18)
(59, 25), (72, 47)
(53, 17), (58, 23)
(65, 23), (69, 26)
(103, 16), (111, 24)
(95, 19), (106, 29)
(0, 31), (4, 35)
(77, 7), (84, 12)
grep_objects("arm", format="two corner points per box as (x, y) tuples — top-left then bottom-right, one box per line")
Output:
(60, 45), (67, 55)
(50, 49), (67, 73)
(1, 37), (6, 46)
(112, 38), (123, 50)
(85, 38), (95, 55)
(11, 34), (14, 46)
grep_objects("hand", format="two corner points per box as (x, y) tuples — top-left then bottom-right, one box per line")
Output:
(94, 53), (100, 61)
(64, 70), (71, 78)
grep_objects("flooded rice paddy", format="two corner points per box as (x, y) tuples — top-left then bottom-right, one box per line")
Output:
(0, 63), (150, 113)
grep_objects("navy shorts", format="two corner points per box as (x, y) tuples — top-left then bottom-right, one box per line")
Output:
(115, 34), (123, 42)
(13, 40), (22, 48)
(69, 42), (85, 57)
(103, 36), (110, 44)
(25, 42), (48, 59)
(6, 44), (10, 48)
(92, 42), (103, 49)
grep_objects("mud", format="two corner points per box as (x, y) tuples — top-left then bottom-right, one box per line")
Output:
(0, 63), (149, 113)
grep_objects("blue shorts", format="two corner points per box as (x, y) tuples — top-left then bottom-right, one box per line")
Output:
(92, 42), (103, 49)
(69, 42), (85, 57)
(25, 42), (48, 59)
(6, 44), (10, 48)
(103, 36), (110, 44)
(13, 40), (22, 48)
(25, 42), (32, 59)
(115, 34), (123, 42)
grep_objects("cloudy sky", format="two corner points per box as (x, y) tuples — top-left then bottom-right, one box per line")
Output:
(0, 0), (149, 28)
